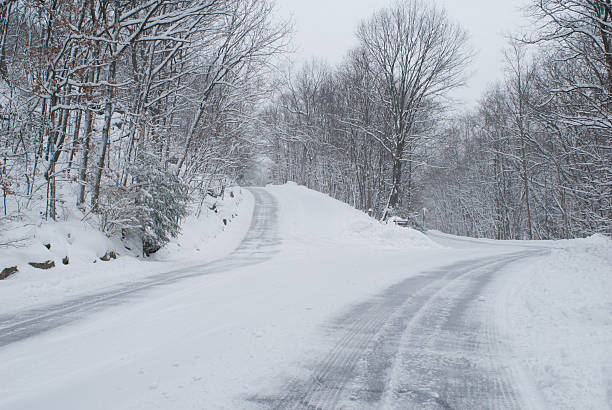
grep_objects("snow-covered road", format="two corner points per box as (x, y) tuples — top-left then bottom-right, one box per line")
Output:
(255, 249), (552, 410)
(1, 184), (610, 409)
(0, 188), (280, 348)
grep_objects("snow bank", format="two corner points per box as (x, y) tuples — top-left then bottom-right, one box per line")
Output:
(427, 229), (560, 249)
(267, 182), (437, 249)
(0, 188), (253, 314)
(153, 188), (253, 264)
(1, 216), (119, 273)
(491, 234), (612, 410)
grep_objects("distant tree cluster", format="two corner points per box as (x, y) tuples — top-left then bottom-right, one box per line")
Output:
(0, 0), (287, 253)
(263, 0), (611, 239)
(263, 0), (470, 222)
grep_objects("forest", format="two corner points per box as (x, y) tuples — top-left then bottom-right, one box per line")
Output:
(0, 0), (610, 252)
(263, 0), (612, 240)
(0, 0), (288, 253)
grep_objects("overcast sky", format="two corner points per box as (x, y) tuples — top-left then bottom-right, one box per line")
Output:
(275, 0), (531, 109)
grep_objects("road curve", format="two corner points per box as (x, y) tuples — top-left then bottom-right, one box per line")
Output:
(0, 187), (280, 348)
(253, 249), (546, 409)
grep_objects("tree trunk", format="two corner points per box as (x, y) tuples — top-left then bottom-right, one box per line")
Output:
(77, 109), (92, 210)
(382, 141), (404, 220)
(91, 5), (120, 209)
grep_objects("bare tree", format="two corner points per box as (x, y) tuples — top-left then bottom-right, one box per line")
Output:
(175, 0), (290, 177)
(356, 0), (470, 219)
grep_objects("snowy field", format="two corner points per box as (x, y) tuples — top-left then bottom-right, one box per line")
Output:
(0, 183), (610, 409)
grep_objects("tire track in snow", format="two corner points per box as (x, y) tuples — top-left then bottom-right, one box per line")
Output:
(381, 253), (537, 410)
(252, 251), (542, 409)
(0, 187), (280, 348)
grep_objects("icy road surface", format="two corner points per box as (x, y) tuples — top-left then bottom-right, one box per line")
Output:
(1, 184), (609, 409)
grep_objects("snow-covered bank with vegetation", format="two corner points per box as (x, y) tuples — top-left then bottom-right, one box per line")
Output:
(0, 188), (253, 314)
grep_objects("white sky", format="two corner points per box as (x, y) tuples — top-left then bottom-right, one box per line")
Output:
(275, 0), (531, 109)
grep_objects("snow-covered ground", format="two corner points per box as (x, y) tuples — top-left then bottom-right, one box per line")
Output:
(488, 234), (612, 410)
(0, 183), (610, 409)
(425, 229), (612, 409)
(0, 187), (252, 314)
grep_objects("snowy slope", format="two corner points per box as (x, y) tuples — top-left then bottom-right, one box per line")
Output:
(0, 188), (253, 314)
(267, 182), (437, 249)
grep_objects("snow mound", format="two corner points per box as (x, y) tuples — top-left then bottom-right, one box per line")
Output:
(564, 234), (612, 264)
(0, 215), (120, 275)
(267, 182), (437, 249)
